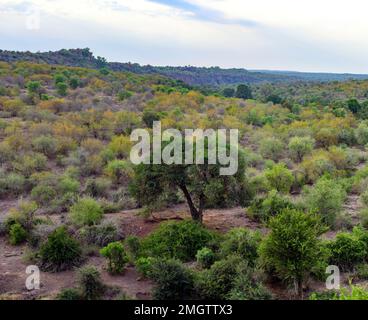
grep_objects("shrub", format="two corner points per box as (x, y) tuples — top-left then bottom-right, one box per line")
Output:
(78, 221), (120, 247)
(150, 259), (195, 300)
(85, 177), (111, 197)
(220, 228), (261, 265)
(142, 108), (160, 127)
(288, 136), (314, 162)
(5, 201), (38, 232)
(264, 164), (294, 194)
(108, 135), (132, 159)
(56, 82), (68, 96)
(28, 224), (57, 248)
(124, 235), (141, 260)
(259, 137), (284, 161)
(13, 153), (47, 177)
(196, 255), (244, 299)
(77, 266), (105, 300)
(356, 263), (368, 280)
(100, 241), (128, 274)
(69, 77), (80, 89)
(315, 128), (338, 148)
(309, 290), (339, 300)
(39, 226), (82, 271)
(355, 123), (368, 145)
(69, 197), (103, 227)
(316, 285), (368, 300)
(360, 190), (368, 207)
(117, 90), (133, 101)
(135, 257), (157, 278)
(31, 184), (57, 206)
(32, 135), (57, 157)
(140, 220), (217, 261)
(0, 173), (26, 197)
(304, 178), (346, 228)
(56, 288), (82, 300)
(9, 223), (27, 245)
(301, 151), (335, 183)
(104, 160), (132, 184)
(259, 209), (326, 297)
(58, 177), (80, 194)
(360, 208), (368, 229)
(248, 190), (295, 223)
(327, 230), (367, 271)
(226, 264), (272, 300)
(196, 247), (216, 269)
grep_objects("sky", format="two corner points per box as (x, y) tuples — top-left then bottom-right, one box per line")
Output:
(0, 0), (367, 73)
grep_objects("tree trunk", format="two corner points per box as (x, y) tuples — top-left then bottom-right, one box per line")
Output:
(179, 184), (203, 223)
(297, 278), (304, 300)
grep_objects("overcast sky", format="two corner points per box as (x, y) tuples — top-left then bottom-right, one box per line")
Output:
(0, 0), (367, 73)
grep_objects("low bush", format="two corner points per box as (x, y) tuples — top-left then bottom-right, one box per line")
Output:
(196, 255), (269, 300)
(356, 263), (368, 280)
(77, 266), (105, 300)
(39, 226), (82, 271)
(248, 190), (295, 223)
(56, 288), (82, 300)
(100, 241), (128, 274)
(140, 220), (217, 261)
(327, 229), (367, 271)
(150, 259), (195, 300)
(5, 201), (38, 233)
(78, 221), (121, 247)
(196, 247), (216, 269)
(226, 263), (272, 300)
(311, 285), (368, 300)
(69, 197), (103, 227)
(9, 223), (27, 245)
(85, 177), (112, 198)
(31, 184), (57, 206)
(259, 137), (284, 161)
(264, 164), (294, 194)
(124, 235), (141, 260)
(135, 257), (157, 278)
(220, 228), (261, 265)
(304, 177), (346, 228)
(288, 136), (314, 162)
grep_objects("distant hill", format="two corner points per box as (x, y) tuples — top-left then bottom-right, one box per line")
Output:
(1, 48), (367, 86)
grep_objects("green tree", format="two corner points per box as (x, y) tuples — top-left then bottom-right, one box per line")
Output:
(347, 99), (361, 114)
(235, 84), (252, 99)
(259, 209), (325, 298)
(130, 141), (246, 222)
(222, 88), (235, 98)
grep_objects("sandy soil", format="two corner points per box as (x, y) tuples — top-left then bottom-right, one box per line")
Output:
(0, 203), (261, 300)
